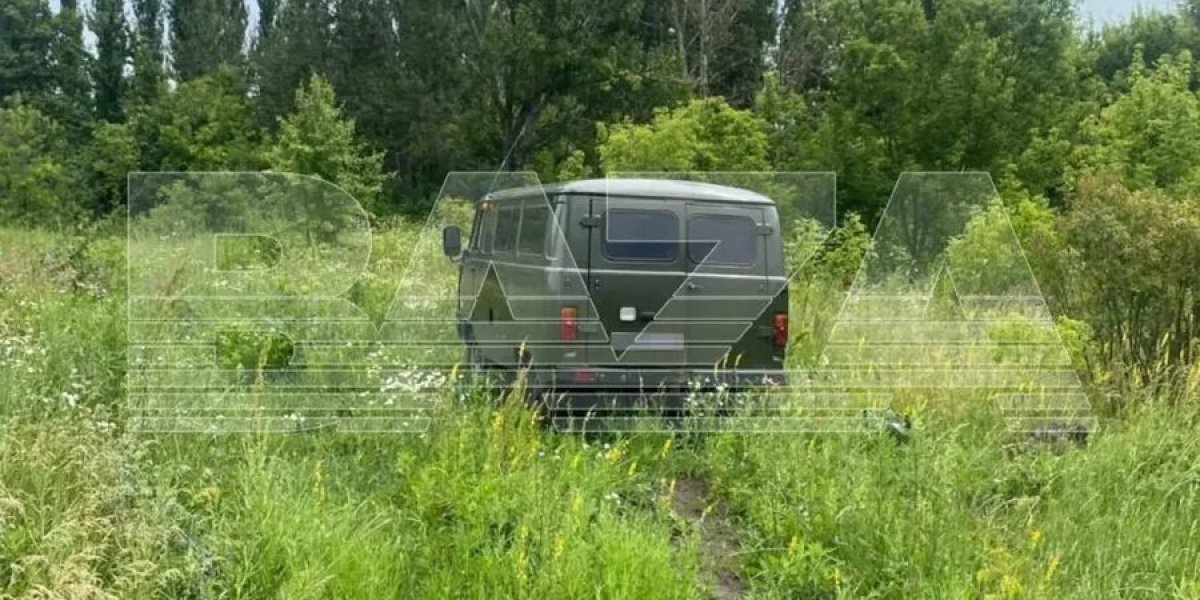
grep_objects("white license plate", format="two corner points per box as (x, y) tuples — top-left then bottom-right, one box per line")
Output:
(629, 332), (685, 351)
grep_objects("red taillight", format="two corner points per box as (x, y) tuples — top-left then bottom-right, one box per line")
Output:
(773, 312), (788, 348)
(560, 306), (578, 341)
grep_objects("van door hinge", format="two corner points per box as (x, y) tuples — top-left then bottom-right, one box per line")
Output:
(580, 215), (601, 228)
(756, 224), (774, 236)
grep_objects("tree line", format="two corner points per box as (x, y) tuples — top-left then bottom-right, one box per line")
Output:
(1, 0), (1199, 375)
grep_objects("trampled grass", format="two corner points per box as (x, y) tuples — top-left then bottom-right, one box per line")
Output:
(2, 224), (1198, 599)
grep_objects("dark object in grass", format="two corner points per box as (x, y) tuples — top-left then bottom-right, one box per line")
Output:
(1027, 422), (1090, 448)
(863, 409), (912, 444)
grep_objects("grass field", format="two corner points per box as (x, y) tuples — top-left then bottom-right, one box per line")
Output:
(2, 222), (1199, 599)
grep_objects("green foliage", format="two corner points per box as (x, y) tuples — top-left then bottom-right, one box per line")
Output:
(130, 0), (166, 105)
(45, 0), (91, 134)
(89, 0), (128, 123)
(1060, 177), (1200, 369)
(945, 199), (1042, 297)
(710, 405), (1200, 598)
(134, 68), (262, 171)
(776, 0), (838, 91)
(168, 0), (247, 81)
(1076, 51), (1200, 193)
(598, 98), (769, 172)
(0, 103), (81, 228)
(4, 215), (1200, 600)
(754, 72), (832, 171)
(788, 0), (1085, 218)
(81, 121), (139, 216)
(215, 330), (295, 371)
(265, 75), (386, 215)
(251, 0), (331, 127)
(0, 0), (56, 104)
(1091, 10), (1200, 88)
(0, 419), (202, 598)
(5, 2), (1200, 597)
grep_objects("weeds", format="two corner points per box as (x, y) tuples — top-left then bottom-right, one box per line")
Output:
(1, 225), (1198, 599)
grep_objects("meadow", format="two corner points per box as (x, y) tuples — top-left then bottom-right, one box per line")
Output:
(1, 219), (1198, 600)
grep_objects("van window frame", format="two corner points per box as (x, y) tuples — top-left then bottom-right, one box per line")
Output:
(601, 207), (680, 263)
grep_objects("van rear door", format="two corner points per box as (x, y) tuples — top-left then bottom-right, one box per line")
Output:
(679, 202), (772, 368)
(583, 196), (687, 368)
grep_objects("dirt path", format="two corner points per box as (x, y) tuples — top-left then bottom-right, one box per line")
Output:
(671, 476), (746, 600)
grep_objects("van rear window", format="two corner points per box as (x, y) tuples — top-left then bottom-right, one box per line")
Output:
(688, 214), (758, 265)
(603, 209), (678, 261)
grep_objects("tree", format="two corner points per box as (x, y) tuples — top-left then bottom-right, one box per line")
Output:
(252, 0), (331, 125)
(776, 0), (1083, 220)
(265, 74), (386, 214)
(775, 0), (837, 92)
(0, 0), (56, 104)
(754, 71), (831, 170)
(257, 0), (280, 41)
(598, 97), (769, 172)
(1075, 51), (1200, 194)
(708, 0), (774, 107)
(47, 0), (92, 132)
(1091, 10), (1199, 89)
(457, 0), (649, 170)
(664, 0), (772, 102)
(131, 0), (166, 104)
(1061, 177), (1200, 367)
(82, 122), (139, 215)
(169, 0), (248, 81)
(90, 0), (129, 122)
(134, 67), (261, 170)
(325, 0), (401, 163)
(0, 104), (81, 227)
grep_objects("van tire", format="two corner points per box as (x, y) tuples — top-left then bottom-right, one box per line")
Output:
(459, 344), (504, 401)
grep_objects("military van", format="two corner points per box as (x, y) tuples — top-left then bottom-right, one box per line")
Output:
(441, 178), (789, 411)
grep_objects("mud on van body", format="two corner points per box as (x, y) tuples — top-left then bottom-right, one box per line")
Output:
(442, 178), (789, 411)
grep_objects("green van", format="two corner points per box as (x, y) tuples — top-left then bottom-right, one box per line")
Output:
(441, 178), (788, 411)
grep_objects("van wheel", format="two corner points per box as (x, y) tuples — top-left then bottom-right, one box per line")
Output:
(459, 344), (499, 400)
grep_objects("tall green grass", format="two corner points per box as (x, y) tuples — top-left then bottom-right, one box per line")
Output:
(2, 224), (1198, 599)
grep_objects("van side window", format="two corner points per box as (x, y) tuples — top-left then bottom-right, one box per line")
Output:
(519, 201), (549, 255)
(603, 209), (678, 262)
(687, 214), (758, 265)
(494, 205), (520, 253)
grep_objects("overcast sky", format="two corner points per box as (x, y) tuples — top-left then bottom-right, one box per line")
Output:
(1080, 0), (1180, 26)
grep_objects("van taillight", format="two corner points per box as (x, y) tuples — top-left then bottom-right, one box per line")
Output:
(560, 306), (578, 341)
(773, 312), (788, 348)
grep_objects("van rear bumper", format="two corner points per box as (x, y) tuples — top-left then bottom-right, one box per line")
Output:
(544, 366), (786, 388)
(532, 367), (787, 412)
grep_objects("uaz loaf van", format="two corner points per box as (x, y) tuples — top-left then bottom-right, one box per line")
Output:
(441, 178), (788, 411)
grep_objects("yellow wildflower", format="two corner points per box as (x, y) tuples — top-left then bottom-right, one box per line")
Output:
(658, 438), (673, 460)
